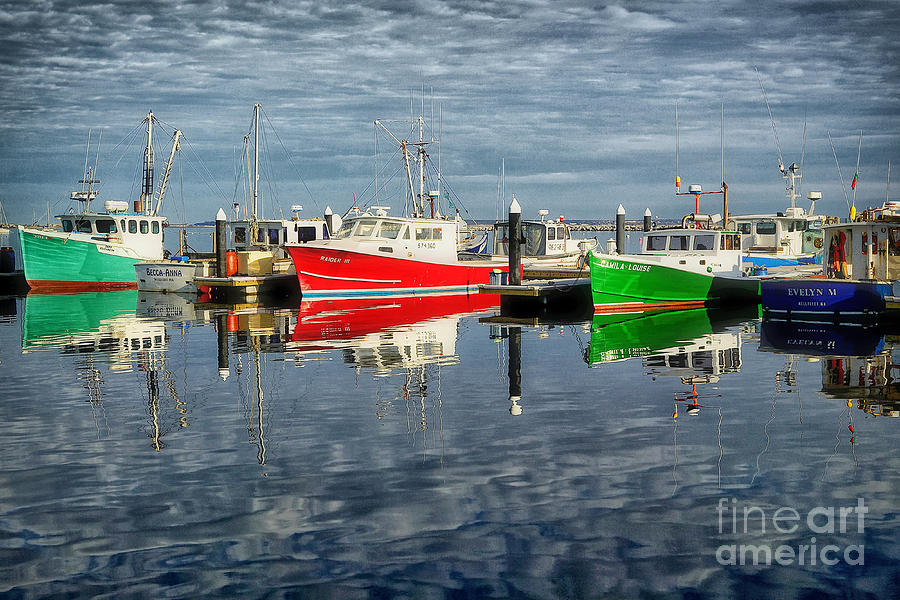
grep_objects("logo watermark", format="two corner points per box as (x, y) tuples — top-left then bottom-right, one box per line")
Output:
(715, 497), (866, 566)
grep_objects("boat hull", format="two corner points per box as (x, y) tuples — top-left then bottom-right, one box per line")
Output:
(19, 228), (142, 293)
(286, 244), (510, 299)
(588, 252), (760, 313)
(135, 261), (198, 293)
(761, 278), (892, 322)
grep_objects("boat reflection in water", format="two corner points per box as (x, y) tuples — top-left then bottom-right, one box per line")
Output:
(20, 289), (194, 449)
(586, 307), (747, 376)
(287, 293), (500, 373)
(219, 293), (500, 462)
(586, 307), (749, 491)
(761, 319), (900, 419)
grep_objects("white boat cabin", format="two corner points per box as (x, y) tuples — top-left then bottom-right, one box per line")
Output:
(232, 218), (329, 258)
(728, 207), (827, 257)
(642, 229), (742, 254)
(492, 217), (586, 258)
(58, 201), (166, 260)
(822, 218), (900, 282)
(328, 211), (460, 261)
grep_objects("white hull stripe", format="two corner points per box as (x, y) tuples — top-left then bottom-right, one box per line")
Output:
(298, 270), (402, 284)
(301, 284), (474, 299)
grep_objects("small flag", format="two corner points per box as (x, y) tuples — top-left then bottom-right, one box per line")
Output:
(851, 172), (858, 190)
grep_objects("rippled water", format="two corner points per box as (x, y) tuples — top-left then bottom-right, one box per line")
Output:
(1, 291), (899, 598)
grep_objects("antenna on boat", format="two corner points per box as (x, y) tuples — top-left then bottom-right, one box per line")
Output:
(887, 160), (892, 203)
(827, 130), (853, 214)
(755, 66), (784, 170)
(674, 101), (680, 192)
(852, 130), (862, 211)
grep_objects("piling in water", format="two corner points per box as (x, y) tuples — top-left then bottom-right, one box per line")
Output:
(616, 204), (625, 255)
(509, 196), (522, 285)
(215, 208), (227, 277)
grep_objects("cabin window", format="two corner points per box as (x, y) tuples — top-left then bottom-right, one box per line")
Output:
(152, 221), (159, 234)
(296, 226), (318, 242)
(737, 223), (751, 234)
(234, 227), (246, 244)
(756, 222), (776, 235)
(647, 235), (667, 251)
(333, 221), (354, 239)
(416, 227), (442, 241)
(693, 234), (715, 250)
(402, 227), (409, 240)
(256, 227), (266, 244)
(377, 221), (402, 239)
(720, 233), (738, 250)
(547, 227), (556, 241)
(76, 220), (93, 233)
(558, 226), (566, 239)
(140, 220), (149, 234)
(268, 228), (279, 245)
(95, 219), (117, 234)
(120, 219), (126, 232)
(356, 219), (378, 237)
(669, 235), (689, 250)
(128, 220), (138, 234)
(62, 219), (74, 232)
(861, 233), (878, 254)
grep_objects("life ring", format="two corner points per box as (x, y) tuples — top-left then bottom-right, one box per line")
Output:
(814, 238), (823, 249)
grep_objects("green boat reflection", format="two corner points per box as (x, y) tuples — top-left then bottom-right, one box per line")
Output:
(586, 307), (754, 368)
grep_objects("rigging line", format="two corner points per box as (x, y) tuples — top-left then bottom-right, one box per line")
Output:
(827, 131), (852, 210)
(178, 137), (229, 201)
(259, 106), (319, 210)
(755, 66), (784, 168)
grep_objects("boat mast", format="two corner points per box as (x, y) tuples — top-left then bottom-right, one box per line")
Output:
(138, 112), (154, 215)
(153, 129), (182, 216)
(253, 103), (260, 223)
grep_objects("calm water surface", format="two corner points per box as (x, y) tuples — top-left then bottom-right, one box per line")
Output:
(1, 291), (899, 598)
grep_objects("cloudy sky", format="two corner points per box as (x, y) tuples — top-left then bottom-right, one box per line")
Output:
(1, 0), (898, 225)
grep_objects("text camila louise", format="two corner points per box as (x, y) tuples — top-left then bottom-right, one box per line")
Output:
(596, 259), (651, 273)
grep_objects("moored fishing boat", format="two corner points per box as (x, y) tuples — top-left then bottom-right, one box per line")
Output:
(588, 186), (760, 314)
(285, 112), (512, 299)
(18, 113), (180, 293)
(760, 203), (900, 323)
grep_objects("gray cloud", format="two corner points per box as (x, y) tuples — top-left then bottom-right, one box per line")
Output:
(1, 0), (898, 224)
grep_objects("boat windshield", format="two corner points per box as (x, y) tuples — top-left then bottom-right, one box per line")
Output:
(693, 234), (715, 250)
(646, 235), (667, 251)
(332, 220), (358, 239)
(355, 219), (378, 237)
(376, 221), (403, 239)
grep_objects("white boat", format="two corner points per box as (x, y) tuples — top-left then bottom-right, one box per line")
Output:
(486, 209), (597, 267)
(728, 163), (836, 269)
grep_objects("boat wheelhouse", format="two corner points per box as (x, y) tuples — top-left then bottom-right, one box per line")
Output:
(285, 207), (510, 299)
(489, 209), (596, 266)
(232, 216), (330, 259)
